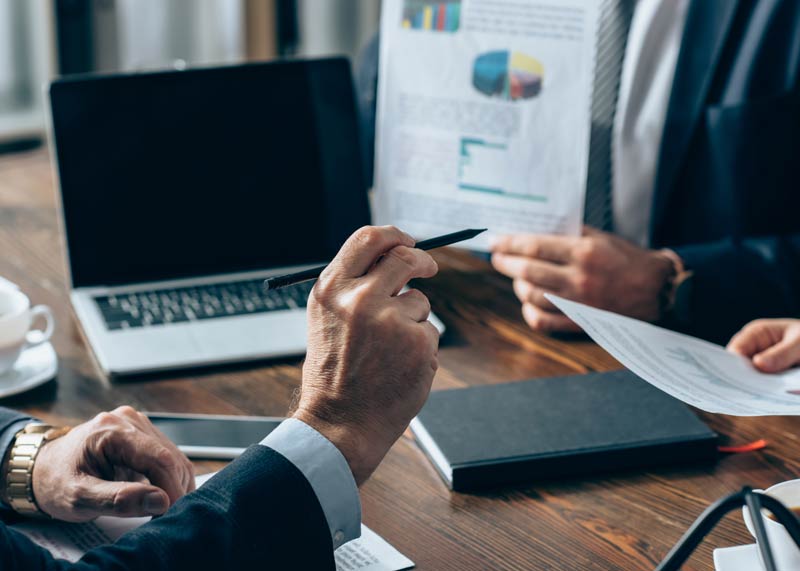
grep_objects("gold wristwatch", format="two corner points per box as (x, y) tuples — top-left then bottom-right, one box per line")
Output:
(2, 422), (71, 517)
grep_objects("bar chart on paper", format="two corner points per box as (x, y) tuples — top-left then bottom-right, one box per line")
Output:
(401, 0), (461, 32)
(472, 50), (544, 101)
(458, 138), (547, 202)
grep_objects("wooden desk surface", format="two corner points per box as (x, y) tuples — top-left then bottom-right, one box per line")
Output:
(2, 148), (798, 570)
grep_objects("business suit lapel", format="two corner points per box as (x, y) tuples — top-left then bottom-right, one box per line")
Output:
(650, 0), (739, 244)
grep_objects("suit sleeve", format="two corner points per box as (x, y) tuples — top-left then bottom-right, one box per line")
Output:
(0, 445), (336, 570)
(672, 234), (800, 344)
(0, 408), (33, 513)
(0, 407), (32, 447)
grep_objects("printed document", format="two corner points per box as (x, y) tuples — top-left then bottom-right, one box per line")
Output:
(375, 0), (599, 250)
(548, 295), (800, 416)
(12, 473), (414, 571)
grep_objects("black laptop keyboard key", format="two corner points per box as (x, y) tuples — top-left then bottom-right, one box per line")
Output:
(94, 279), (315, 330)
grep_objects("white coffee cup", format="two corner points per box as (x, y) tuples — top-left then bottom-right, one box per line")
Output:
(743, 479), (800, 570)
(0, 288), (54, 375)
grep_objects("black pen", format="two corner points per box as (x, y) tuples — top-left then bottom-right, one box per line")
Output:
(264, 228), (487, 291)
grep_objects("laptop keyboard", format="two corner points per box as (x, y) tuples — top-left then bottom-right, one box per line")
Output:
(93, 279), (314, 331)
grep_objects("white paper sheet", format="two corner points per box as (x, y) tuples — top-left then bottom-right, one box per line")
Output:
(374, 0), (599, 251)
(548, 295), (800, 416)
(12, 473), (414, 570)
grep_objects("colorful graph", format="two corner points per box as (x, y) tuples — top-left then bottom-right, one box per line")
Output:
(472, 51), (544, 101)
(401, 0), (461, 32)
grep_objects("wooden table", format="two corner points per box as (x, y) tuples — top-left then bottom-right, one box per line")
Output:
(2, 148), (798, 570)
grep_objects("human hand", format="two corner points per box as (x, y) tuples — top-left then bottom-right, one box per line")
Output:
(32, 406), (195, 522)
(490, 227), (675, 332)
(294, 226), (439, 485)
(727, 319), (800, 373)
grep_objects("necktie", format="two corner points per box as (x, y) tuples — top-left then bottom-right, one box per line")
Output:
(583, 0), (635, 231)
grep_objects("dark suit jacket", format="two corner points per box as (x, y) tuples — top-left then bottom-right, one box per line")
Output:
(651, 0), (800, 343)
(358, 0), (800, 345)
(0, 408), (335, 570)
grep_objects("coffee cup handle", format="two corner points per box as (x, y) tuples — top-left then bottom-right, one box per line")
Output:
(742, 489), (767, 537)
(25, 305), (55, 348)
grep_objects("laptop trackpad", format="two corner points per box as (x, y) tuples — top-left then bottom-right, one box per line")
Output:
(189, 312), (308, 358)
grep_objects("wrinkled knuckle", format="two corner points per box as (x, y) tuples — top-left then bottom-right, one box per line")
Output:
(377, 306), (403, 329)
(310, 278), (334, 306)
(387, 245), (418, 270)
(347, 285), (374, 318)
(408, 289), (431, 310)
(353, 226), (382, 249)
(155, 447), (178, 470)
(111, 488), (131, 512)
(94, 412), (119, 428)
(114, 405), (139, 419)
(91, 426), (117, 451)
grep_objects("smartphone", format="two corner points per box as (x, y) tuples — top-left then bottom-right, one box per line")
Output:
(146, 412), (285, 459)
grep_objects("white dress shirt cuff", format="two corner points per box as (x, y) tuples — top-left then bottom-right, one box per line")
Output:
(260, 418), (361, 549)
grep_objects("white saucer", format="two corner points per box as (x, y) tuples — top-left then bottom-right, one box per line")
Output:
(714, 544), (761, 571)
(0, 342), (57, 399)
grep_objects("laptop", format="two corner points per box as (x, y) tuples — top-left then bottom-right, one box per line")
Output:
(47, 58), (442, 377)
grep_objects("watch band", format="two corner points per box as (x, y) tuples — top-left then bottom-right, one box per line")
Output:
(3, 423), (70, 517)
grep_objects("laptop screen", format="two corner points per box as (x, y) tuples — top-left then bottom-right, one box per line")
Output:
(50, 58), (369, 288)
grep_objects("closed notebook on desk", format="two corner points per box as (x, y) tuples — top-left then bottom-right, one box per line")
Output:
(410, 370), (718, 491)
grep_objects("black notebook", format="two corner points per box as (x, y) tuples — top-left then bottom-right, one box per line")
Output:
(410, 370), (718, 491)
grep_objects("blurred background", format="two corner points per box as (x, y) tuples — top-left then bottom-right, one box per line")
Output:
(0, 0), (380, 145)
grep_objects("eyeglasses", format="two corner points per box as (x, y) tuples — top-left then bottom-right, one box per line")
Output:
(657, 486), (800, 571)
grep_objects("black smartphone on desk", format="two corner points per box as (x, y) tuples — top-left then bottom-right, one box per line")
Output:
(146, 412), (284, 459)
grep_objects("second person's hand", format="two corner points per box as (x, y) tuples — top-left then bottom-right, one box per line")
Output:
(728, 319), (800, 373)
(490, 227), (676, 332)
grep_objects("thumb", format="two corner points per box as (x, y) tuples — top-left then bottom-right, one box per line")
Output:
(77, 477), (171, 519)
(753, 333), (800, 373)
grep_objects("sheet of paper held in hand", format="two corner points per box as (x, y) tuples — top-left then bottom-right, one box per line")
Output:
(548, 295), (800, 416)
(12, 473), (414, 571)
(374, 0), (599, 251)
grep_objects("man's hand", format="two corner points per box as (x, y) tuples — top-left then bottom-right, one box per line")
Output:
(728, 319), (800, 373)
(294, 226), (439, 485)
(32, 406), (195, 522)
(490, 227), (675, 332)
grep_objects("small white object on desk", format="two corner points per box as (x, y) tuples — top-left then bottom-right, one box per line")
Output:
(713, 544), (762, 571)
(0, 277), (19, 291)
(0, 342), (57, 399)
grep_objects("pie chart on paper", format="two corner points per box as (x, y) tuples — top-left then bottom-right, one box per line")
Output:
(472, 50), (544, 101)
